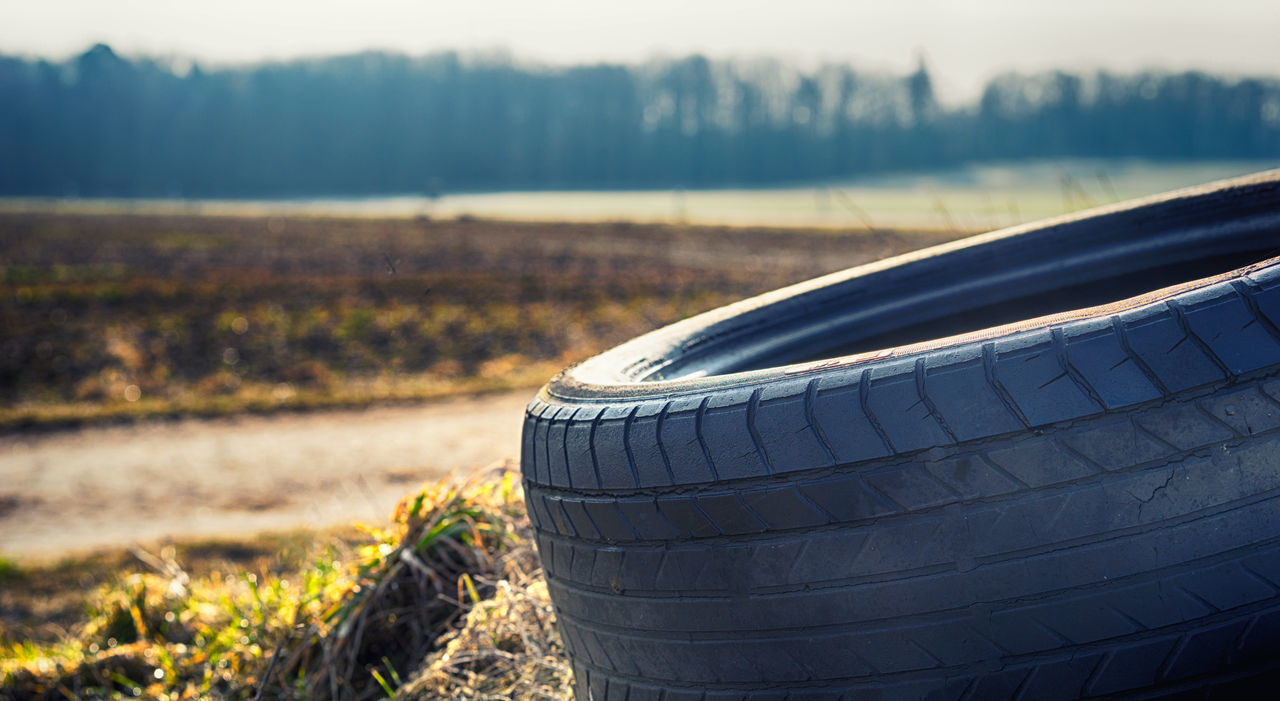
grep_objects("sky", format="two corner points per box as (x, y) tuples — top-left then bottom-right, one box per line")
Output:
(3, 0), (1279, 104)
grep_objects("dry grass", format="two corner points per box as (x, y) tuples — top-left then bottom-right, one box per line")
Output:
(0, 211), (956, 431)
(0, 464), (573, 700)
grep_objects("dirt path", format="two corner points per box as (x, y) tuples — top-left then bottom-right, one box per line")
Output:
(0, 391), (533, 560)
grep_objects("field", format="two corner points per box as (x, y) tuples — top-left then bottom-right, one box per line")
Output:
(0, 211), (959, 698)
(0, 212), (957, 431)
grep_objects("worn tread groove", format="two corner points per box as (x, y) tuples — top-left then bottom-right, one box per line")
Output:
(694, 396), (720, 481)
(791, 486), (838, 524)
(860, 369), (897, 452)
(916, 357), (959, 443)
(587, 410), (605, 489)
(745, 388), (774, 475)
(654, 401), (678, 486)
(563, 407), (579, 489)
(1108, 604), (1149, 633)
(1155, 633), (1190, 682)
(556, 499), (582, 538)
(691, 498), (726, 536)
(1176, 583), (1222, 613)
(1009, 667), (1036, 701)
(622, 405), (642, 488)
(652, 499), (682, 539)
(1230, 614), (1259, 654)
(1053, 327), (1107, 409)
(1234, 278), (1280, 343)
(1081, 650), (1114, 696)
(1239, 561), (1280, 592)
(1112, 315), (1173, 394)
(735, 493), (771, 530)
(967, 625), (1011, 656)
(982, 342), (1032, 427)
(1166, 299), (1234, 377)
(974, 453), (1033, 490)
(804, 378), (839, 465)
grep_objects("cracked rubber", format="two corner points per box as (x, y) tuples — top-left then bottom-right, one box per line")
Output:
(522, 170), (1280, 699)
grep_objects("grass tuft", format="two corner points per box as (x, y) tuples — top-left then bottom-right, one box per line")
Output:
(0, 463), (573, 700)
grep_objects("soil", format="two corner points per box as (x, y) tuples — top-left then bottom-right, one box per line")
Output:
(0, 390), (532, 560)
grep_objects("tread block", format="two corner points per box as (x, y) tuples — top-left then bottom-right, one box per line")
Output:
(559, 499), (602, 539)
(569, 660), (588, 699)
(1121, 311), (1226, 392)
(1135, 403), (1235, 451)
(546, 415), (573, 487)
(657, 411), (717, 484)
(654, 691), (704, 701)
(1199, 386), (1280, 437)
(653, 549), (703, 590)
(1234, 609), (1280, 664)
(1087, 636), (1180, 695)
(985, 610), (1067, 655)
(810, 383), (892, 465)
(926, 455), (1023, 498)
(1162, 619), (1250, 681)
(565, 421), (601, 488)
(754, 395), (834, 474)
(578, 630), (613, 681)
(588, 547), (623, 589)
(614, 499), (679, 541)
(1057, 418), (1171, 471)
(550, 533), (574, 576)
(1182, 292), (1280, 374)
(1177, 562), (1275, 612)
(524, 490), (554, 530)
(701, 406), (770, 480)
(865, 372), (954, 452)
(739, 486), (829, 530)
(581, 500), (634, 541)
(1113, 580), (1216, 629)
(864, 465), (958, 511)
(1032, 601), (1140, 646)
(785, 530), (869, 582)
(797, 474), (898, 523)
(994, 342), (1102, 426)
(617, 685), (663, 701)
(1065, 330), (1163, 408)
(746, 539), (807, 587)
(1016, 653), (1104, 701)
(923, 358), (1024, 441)
(544, 494), (576, 536)
(849, 631), (941, 674)
(534, 410), (556, 485)
(694, 493), (767, 535)
(985, 436), (1098, 488)
(853, 520), (949, 574)
(615, 549), (663, 590)
(626, 415), (674, 487)
(591, 418), (637, 489)
(570, 543), (596, 583)
(520, 413), (539, 480)
(1248, 277), (1280, 329)
(967, 668), (1032, 700)
(653, 495), (722, 538)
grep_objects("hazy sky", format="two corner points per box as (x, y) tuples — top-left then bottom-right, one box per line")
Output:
(3, 0), (1278, 103)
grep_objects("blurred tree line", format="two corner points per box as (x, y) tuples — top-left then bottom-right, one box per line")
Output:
(1, 44), (1278, 196)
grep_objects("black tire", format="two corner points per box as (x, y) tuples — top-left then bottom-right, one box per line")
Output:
(522, 170), (1280, 700)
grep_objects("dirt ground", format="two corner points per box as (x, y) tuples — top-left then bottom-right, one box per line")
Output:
(0, 390), (533, 560)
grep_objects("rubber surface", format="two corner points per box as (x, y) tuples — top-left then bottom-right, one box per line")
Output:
(523, 170), (1280, 699)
